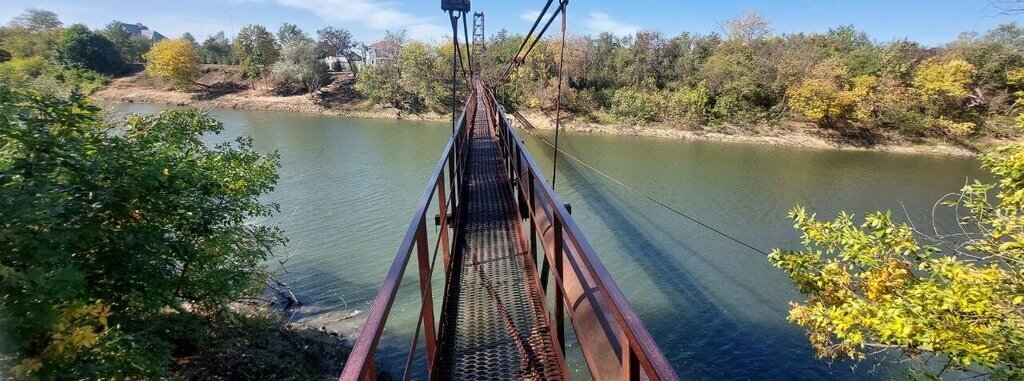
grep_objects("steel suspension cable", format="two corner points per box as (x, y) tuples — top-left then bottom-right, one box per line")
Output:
(449, 11), (460, 134)
(498, 0), (554, 83)
(550, 0), (567, 188)
(462, 11), (473, 74)
(516, 3), (564, 69)
(512, 117), (771, 257)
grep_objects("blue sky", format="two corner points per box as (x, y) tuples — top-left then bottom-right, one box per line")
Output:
(0, 0), (1019, 46)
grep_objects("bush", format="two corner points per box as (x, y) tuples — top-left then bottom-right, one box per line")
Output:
(665, 86), (712, 125)
(770, 143), (1024, 377)
(144, 39), (200, 90)
(0, 57), (108, 96)
(0, 56), (47, 87)
(53, 24), (125, 75)
(610, 85), (663, 123)
(270, 36), (327, 95)
(0, 87), (284, 379)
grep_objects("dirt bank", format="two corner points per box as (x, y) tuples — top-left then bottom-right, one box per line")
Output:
(93, 65), (447, 122)
(511, 110), (991, 157)
(96, 66), (1008, 156)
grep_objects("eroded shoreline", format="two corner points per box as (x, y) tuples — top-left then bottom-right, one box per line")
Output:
(94, 83), (986, 157)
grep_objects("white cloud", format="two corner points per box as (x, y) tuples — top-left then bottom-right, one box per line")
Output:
(520, 10), (541, 23)
(248, 0), (448, 41)
(584, 12), (638, 36)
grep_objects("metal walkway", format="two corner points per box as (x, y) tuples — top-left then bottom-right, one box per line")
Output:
(339, 83), (678, 381)
(433, 94), (565, 380)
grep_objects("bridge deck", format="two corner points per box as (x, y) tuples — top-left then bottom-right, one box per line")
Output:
(433, 94), (567, 380)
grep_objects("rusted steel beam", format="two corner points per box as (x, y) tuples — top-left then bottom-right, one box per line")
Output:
(415, 220), (438, 372)
(483, 88), (680, 381)
(437, 176), (452, 272)
(339, 92), (473, 381)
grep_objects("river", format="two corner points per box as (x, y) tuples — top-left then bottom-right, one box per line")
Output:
(114, 103), (986, 380)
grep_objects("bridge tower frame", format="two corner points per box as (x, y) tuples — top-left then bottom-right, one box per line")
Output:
(472, 12), (485, 72)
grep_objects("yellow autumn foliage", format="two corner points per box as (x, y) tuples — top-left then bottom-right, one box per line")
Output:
(144, 38), (200, 90)
(12, 300), (111, 379)
(787, 61), (876, 125)
(770, 143), (1024, 376)
(912, 58), (976, 102)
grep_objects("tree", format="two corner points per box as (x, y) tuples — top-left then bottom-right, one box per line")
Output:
(317, 26), (358, 74)
(785, 60), (879, 128)
(277, 23), (304, 46)
(0, 14), (62, 59)
(355, 63), (411, 112)
(144, 38), (200, 90)
(0, 87), (284, 379)
(182, 32), (197, 46)
(722, 12), (771, 45)
(912, 58), (979, 137)
(913, 58), (977, 102)
(54, 24), (125, 74)
(769, 142), (1024, 378)
(270, 34), (327, 95)
(8, 8), (62, 31)
(101, 21), (152, 63)
(201, 31), (233, 65)
(233, 24), (279, 84)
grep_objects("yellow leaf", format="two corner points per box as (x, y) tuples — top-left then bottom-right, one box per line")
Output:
(12, 358), (42, 377)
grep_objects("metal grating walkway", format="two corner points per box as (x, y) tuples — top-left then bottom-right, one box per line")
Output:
(433, 95), (566, 380)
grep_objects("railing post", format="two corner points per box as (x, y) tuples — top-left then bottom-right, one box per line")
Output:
(448, 150), (456, 219)
(529, 170), (538, 267)
(363, 356), (377, 381)
(437, 176), (451, 273)
(623, 341), (639, 381)
(553, 214), (565, 353)
(415, 219), (438, 374)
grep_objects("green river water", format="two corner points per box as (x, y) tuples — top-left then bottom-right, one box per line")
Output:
(115, 103), (986, 380)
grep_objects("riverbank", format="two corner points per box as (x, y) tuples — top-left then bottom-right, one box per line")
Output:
(94, 69), (1011, 157)
(93, 66), (448, 122)
(512, 110), (994, 157)
(170, 303), (355, 380)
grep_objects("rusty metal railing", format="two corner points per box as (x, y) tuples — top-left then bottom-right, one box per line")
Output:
(481, 88), (681, 381)
(339, 89), (476, 381)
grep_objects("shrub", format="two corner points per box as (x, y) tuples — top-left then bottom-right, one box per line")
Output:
(770, 143), (1024, 378)
(144, 39), (200, 90)
(270, 36), (327, 95)
(665, 86), (712, 125)
(0, 87), (284, 379)
(0, 56), (47, 87)
(610, 85), (663, 123)
(53, 24), (125, 75)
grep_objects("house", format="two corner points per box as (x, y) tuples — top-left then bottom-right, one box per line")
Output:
(323, 53), (363, 72)
(364, 39), (399, 67)
(120, 22), (166, 42)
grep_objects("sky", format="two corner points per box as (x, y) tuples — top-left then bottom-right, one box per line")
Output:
(0, 0), (1020, 46)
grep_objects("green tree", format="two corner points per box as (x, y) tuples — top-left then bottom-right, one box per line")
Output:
(8, 8), (62, 31)
(233, 24), (279, 84)
(0, 86), (284, 379)
(355, 63), (411, 112)
(770, 143), (1024, 378)
(201, 31), (234, 65)
(270, 33), (327, 95)
(317, 26), (358, 74)
(53, 24), (125, 75)
(276, 23), (304, 46)
(100, 21), (152, 63)
(0, 9), (63, 59)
